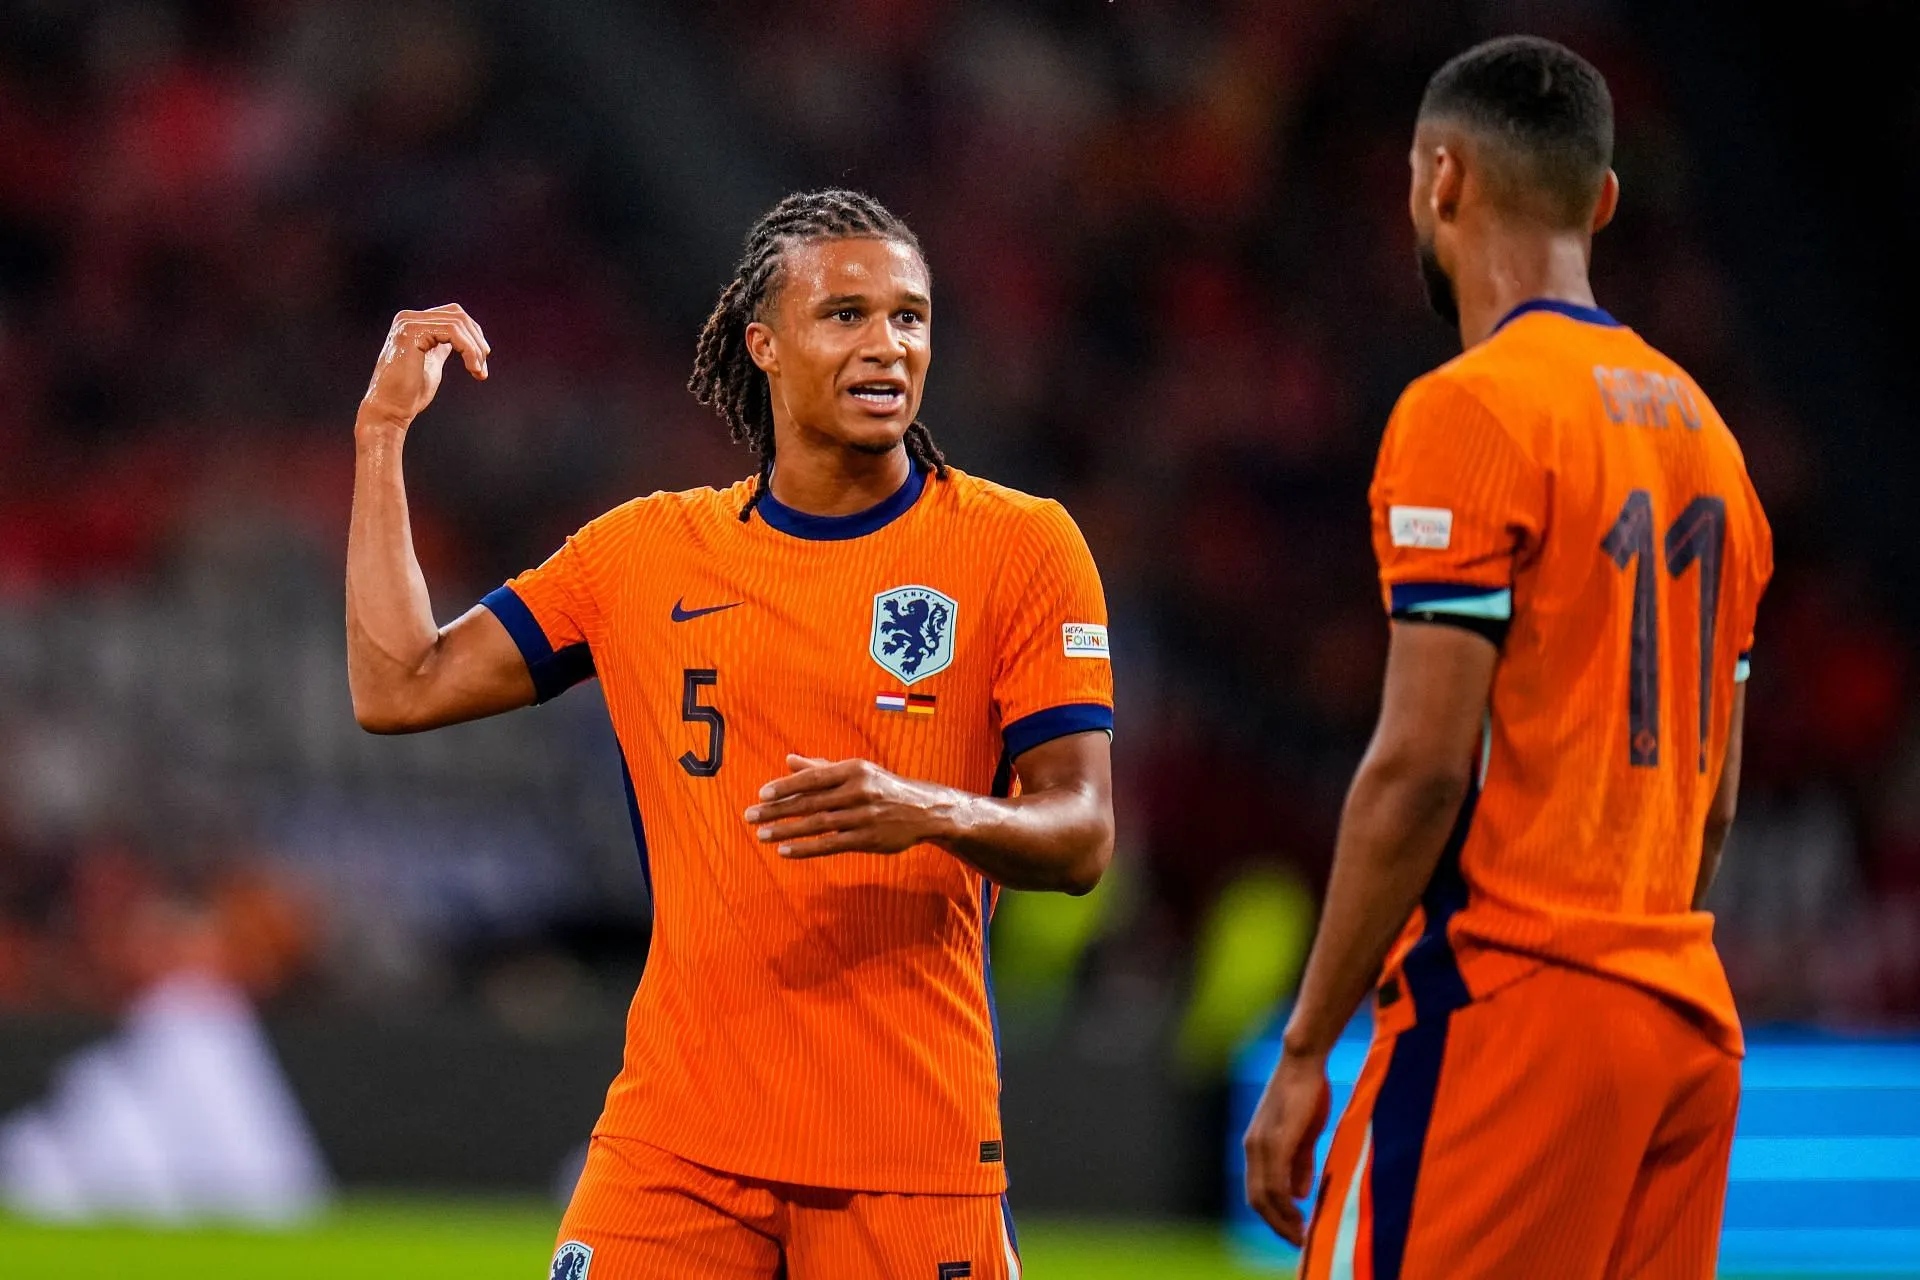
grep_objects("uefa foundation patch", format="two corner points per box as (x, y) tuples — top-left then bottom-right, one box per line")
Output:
(1062, 623), (1110, 658)
(550, 1240), (593, 1279)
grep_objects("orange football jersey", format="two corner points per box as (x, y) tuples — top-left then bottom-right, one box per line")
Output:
(1369, 300), (1772, 1054)
(481, 464), (1113, 1194)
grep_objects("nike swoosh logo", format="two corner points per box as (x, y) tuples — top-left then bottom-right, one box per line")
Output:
(671, 598), (743, 622)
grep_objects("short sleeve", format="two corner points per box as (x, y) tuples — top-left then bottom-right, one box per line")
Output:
(991, 501), (1115, 760)
(480, 520), (604, 704)
(1369, 375), (1546, 644)
(1734, 484), (1774, 684)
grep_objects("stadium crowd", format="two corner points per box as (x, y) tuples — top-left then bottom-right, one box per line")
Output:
(1, 0), (1914, 1039)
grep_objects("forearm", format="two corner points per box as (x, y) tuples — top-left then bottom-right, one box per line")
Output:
(1281, 759), (1466, 1057)
(933, 783), (1113, 895)
(1692, 826), (1729, 909)
(346, 416), (442, 727)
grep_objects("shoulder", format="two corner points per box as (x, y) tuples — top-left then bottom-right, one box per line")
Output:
(576, 478), (757, 542)
(1384, 358), (1534, 464)
(933, 468), (1089, 549)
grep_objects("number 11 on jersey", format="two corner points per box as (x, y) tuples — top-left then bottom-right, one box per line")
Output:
(1601, 491), (1726, 772)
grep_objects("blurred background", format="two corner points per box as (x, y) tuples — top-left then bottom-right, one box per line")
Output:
(1, 0), (1916, 1275)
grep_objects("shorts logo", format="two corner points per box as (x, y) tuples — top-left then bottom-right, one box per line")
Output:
(937, 1264), (973, 1280)
(1062, 623), (1109, 658)
(550, 1240), (593, 1280)
(1389, 505), (1453, 549)
(872, 585), (956, 685)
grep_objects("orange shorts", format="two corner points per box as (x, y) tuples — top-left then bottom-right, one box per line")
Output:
(552, 1134), (1021, 1280)
(1302, 962), (1739, 1280)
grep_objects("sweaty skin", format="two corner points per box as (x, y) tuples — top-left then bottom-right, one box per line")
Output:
(343, 259), (1112, 896)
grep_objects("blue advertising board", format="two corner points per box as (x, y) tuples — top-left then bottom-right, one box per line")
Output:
(1228, 1020), (1920, 1275)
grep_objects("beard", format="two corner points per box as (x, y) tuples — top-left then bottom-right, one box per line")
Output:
(1416, 238), (1459, 328)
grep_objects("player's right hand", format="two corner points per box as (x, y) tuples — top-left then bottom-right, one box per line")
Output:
(1243, 1047), (1331, 1246)
(359, 304), (490, 429)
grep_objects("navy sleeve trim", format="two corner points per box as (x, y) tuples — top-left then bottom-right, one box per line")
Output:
(1391, 611), (1508, 647)
(1002, 702), (1114, 760)
(481, 585), (595, 704)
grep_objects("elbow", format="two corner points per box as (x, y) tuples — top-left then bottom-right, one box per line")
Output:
(1359, 751), (1473, 842)
(352, 703), (408, 735)
(1060, 812), (1116, 896)
(351, 686), (420, 735)
(1703, 797), (1737, 847)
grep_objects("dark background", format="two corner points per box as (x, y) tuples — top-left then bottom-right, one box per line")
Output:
(1, 0), (1914, 1212)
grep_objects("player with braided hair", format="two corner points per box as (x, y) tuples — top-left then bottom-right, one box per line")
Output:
(343, 189), (1116, 1277)
(687, 188), (948, 521)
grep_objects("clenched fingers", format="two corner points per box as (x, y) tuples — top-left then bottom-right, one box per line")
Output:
(389, 305), (491, 379)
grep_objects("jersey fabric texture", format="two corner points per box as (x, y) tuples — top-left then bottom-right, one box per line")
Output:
(1369, 300), (1772, 1057)
(481, 464), (1112, 1197)
(558, 1135), (1021, 1280)
(1301, 964), (1739, 1280)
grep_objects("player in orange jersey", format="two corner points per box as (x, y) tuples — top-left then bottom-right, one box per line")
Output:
(1243, 37), (1771, 1280)
(344, 190), (1116, 1279)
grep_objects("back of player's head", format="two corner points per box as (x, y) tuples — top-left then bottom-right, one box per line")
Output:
(1418, 35), (1613, 228)
(689, 189), (947, 520)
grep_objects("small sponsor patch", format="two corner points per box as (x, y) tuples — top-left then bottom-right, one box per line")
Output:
(550, 1240), (593, 1280)
(979, 1139), (1004, 1163)
(938, 1264), (974, 1280)
(1389, 505), (1454, 549)
(1062, 623), (1110, 658)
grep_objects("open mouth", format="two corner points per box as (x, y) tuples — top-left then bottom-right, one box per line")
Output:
(846, 382), (907, 412)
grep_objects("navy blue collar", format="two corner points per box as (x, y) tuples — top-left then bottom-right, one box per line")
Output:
(756, 463), (927, 541)
(1493, 298), (1623, 334)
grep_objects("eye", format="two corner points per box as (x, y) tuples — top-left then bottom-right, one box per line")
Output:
(895, 309), (925, 326)
(833, 307), (862, 323)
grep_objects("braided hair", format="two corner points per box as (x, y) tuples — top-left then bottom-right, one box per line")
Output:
(688, 189), (949, 521)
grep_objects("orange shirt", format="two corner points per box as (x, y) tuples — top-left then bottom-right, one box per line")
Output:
(1369, 301), (1772, 1055)
(482, 465), (1113, 1193)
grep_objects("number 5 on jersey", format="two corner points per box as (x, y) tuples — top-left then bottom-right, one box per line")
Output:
(680, 669), (724, 776)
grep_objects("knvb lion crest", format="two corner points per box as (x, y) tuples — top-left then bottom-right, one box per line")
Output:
(550, 1240), (593, 1280)
(871, 585), (957, 685)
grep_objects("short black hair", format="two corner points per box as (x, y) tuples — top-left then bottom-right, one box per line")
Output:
(1418, 35), (1614, 228)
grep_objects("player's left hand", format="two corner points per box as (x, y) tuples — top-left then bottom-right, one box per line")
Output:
(745, 754), (961, 858)
(1242, 1047), (1332, 1246)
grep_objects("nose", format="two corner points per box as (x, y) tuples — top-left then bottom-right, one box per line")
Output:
(859, 314), (909, 362)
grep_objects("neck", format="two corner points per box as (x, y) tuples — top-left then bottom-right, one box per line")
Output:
(764, 424), (913, 516)
(1453, 223), (1597, 349)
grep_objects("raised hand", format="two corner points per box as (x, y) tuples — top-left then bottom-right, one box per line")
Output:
(359, 304), (491, 430)
(744, 754), (962, 859)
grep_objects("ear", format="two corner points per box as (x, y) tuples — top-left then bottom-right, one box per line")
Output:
(1591, 169), (1620, 234)
(1431, 144), (1465, 224)
(745, 320), (779, 376)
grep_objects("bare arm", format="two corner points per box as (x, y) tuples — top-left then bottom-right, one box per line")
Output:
(346, 306), (535, 733)
(1281, 621), (1496, 1057)
(743, 731), (1116, 894)
(1244, 621), (1496, 1242)
(1693, 682), (1747, 909)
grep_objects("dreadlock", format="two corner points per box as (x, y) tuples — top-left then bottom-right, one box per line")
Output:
(688, 189), (949, 521)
